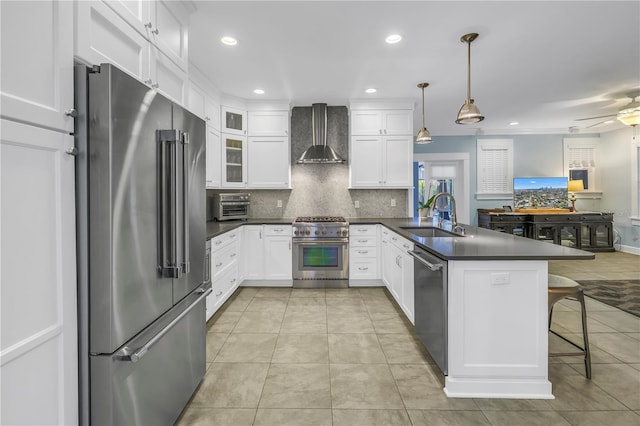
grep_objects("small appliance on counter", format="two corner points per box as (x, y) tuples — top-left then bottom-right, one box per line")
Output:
(213, 193), (250, 221)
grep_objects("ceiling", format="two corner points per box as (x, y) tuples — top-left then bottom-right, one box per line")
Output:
(189, 1), (640, 136)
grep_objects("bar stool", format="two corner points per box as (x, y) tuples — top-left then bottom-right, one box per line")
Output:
(548, 274), (592, 379)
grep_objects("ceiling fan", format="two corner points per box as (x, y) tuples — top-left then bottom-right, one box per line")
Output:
(575, 90), (640, 128)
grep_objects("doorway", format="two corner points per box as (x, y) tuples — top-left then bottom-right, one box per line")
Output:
(414, 153), (470, 224)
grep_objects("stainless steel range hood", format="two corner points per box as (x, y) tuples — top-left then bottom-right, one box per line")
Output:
(297, 103), (345, 164)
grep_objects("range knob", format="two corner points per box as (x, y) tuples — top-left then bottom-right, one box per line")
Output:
(322, 231), (326, 235)
(294, 230), (299, 236)
(315, 230), (319, 235)
(342, 230), (348, 236)
(305, 230), (310, 235)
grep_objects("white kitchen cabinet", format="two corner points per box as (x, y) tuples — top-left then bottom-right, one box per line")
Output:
(264, 226), (293, 280)
(242, 226), (264, 280)
(380, 229), (394, 292)
(351, 109), (412, 136)
(207, 228), (241, 320)
(221, 106), (247, 136)
(349, 225), (380, 284)
(247, 136), (290, 188)
(209, 264), (238, 317)
(206, 127), (221, 188)
(205, 98), (221, 131)
(350, 135), (412, 188)
(103, 0), (189, 71)
(1, 0), (74, 133)
(242, 225), (292, 283)
(221, 134), (248, 188)
(1, 120), (78, 425)
(75, 1), (150, 81)
(150, 45), (187, 105)
(188, 82), (206, 118)
(75, 0), (187, 106)
(188, 83), (221, 130)
(248, 110), (289, 136)
(396, 238), (415, 324)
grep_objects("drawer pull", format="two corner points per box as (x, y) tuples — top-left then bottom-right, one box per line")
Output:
(215, 240), (222, 245)
(391, 236), (398, 241)
(358, 267), (369, 271)
(230, 253), (236, 257)
(358, 250), (369, 254)
(215, 262), (223, 267)
(403, 244), (410, 249)
(231, 278), (237, 283)
(357, 228), (369, 232)
(216, 291), (223, 297)
(358, 239), (368, 243)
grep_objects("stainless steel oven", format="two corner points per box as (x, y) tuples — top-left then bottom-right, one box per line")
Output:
(213, 193), (250, 221)
(292, 216), (349, 288)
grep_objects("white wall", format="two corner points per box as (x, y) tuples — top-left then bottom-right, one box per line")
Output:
(599, 127), (640, 251)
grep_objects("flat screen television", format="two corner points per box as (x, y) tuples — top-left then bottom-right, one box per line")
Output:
(513, 177), (569, 209)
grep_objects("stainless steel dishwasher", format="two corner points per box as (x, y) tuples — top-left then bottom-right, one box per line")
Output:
(408, 246), (448, 375)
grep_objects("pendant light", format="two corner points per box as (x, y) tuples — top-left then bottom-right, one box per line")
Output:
(416, 82), (432, 143)
(455, 33), (484, 124)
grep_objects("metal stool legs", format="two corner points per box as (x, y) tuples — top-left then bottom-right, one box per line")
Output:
(548, 279), (592, 379)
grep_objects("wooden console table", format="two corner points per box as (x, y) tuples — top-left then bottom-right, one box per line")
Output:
(478, 210), (614, 252)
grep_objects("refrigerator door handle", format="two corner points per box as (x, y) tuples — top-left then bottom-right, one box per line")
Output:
(181, 131), (190, 275)
(117, 287), (212, 363)
(158, 129), (182, 278)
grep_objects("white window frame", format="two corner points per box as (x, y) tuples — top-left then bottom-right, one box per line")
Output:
(476, 138), (513, 200)
(563, 137), (600, 193)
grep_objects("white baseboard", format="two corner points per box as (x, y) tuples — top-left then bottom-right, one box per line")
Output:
(241, 279), (293, 287)
(619, 245), (640, 255)
(348, 279), (384, 287)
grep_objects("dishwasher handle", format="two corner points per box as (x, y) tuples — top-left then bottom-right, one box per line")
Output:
(408, 250), (443, 271)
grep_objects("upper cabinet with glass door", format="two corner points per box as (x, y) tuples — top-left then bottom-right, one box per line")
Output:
(221, 106), (247, 136)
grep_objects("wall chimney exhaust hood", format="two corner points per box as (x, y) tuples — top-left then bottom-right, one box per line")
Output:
(297, 103), (345, 164)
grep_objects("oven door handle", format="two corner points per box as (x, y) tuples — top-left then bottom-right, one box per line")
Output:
(293, 239), (349, 245)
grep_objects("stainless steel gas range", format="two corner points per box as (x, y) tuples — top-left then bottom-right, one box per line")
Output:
(292, 216), (349, 288)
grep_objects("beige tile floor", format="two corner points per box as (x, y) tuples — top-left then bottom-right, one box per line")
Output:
(177, 252), (640, 425)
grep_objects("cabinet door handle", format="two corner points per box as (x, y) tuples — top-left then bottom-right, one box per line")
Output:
(215, 262), (223, 267)
(230, 253), (236, 257)
(216, 291), (223, 297)
(215, 240), (222, 245)
(65, 108), (77, 117)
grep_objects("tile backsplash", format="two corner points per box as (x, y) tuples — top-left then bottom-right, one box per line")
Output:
(247, 164), (408, 218)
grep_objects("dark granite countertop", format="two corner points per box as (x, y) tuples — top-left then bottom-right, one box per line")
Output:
(207, 217), (594, 261)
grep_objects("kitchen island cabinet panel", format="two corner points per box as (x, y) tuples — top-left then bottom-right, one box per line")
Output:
(446, 260), (551, 398)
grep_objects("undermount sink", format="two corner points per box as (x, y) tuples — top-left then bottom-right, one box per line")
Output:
(400, 226), (464, 238)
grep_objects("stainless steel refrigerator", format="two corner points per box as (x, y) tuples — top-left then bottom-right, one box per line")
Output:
(74, 63), (211, 425)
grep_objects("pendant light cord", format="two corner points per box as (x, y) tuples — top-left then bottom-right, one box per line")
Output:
(421, 86), (426, 128)
(466, 40), (472, 100)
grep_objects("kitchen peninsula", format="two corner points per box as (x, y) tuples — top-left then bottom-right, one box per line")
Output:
(207, 218), (594, 399)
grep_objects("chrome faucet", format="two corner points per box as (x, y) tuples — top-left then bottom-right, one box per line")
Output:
(431, 192), (465, 235)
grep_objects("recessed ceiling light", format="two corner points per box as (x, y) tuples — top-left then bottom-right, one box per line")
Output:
(509, 121), (519, 126)
(221, 36), (237, 46)
(253, 89), (265, 95)
(385, 34), (402, 44)
(365, 88), (377, 94)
